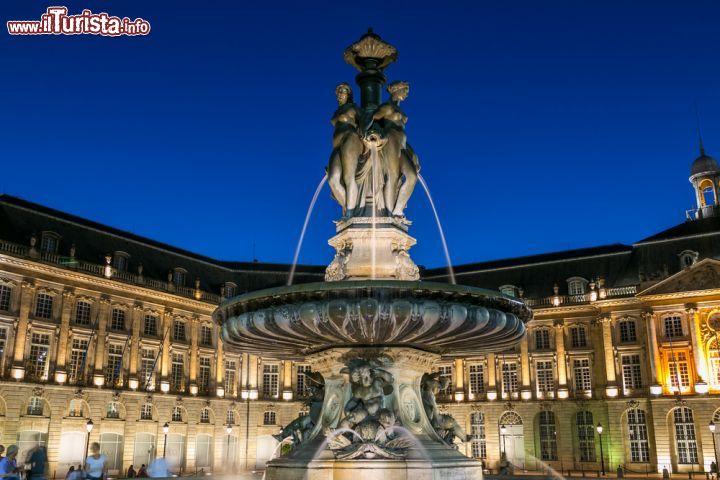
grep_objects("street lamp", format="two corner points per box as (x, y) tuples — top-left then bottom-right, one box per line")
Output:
(500, 424), (507, 455)
(596, 423), (605, 476)
(162, 422), (169, 458)
(226, 423), (233, 468)
(710, 421), (718, 477)
(84, 419), (94, 465)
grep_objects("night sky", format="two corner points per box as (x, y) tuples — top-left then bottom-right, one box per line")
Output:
(2, 1), (719, 269)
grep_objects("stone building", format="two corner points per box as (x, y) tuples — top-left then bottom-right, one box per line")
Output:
(0, 149), (719, 476)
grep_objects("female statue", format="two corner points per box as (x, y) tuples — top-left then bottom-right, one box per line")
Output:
(327, 83), (363, 216)
(368, 81), (419, 218)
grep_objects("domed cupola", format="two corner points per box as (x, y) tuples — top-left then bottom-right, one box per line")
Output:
(689, 142), (720, 219)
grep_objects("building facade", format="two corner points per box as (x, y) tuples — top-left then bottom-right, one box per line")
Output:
(0, 150), (719, 476)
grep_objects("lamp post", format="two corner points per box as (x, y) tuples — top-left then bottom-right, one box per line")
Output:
(500, 424), (507, 455)
(597, 423), (605, 476)
(710, 421), (718, 477)
(162, 422), (169, 458)
(226, 423), (233, 469)
(84, 419), (94, 466)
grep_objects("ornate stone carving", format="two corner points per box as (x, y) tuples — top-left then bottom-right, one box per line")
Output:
(325, 240), (352, 281)
(343, 30), (397, 71)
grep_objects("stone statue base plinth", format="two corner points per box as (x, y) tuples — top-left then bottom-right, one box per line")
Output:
(325, 216), (420, 281)
(263, 347), (483, 480)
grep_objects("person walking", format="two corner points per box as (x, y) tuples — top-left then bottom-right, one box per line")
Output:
(0, 445), (20, 480)
(84, 443), (107, 480)
(26, 446), (47, 480)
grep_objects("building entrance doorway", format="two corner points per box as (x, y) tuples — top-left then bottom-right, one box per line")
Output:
(499, 411), (524, 469)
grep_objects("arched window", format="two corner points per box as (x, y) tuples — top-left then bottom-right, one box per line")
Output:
(40, 232), (60, 254)
(140, 403), (153, 420)
(26, 397), (45, 416)
(699, 179), (716, 206)
(171, 406), (183, 422)
(576, 411), (595, 462)
(68, 399), (84, 417)
(224, 282), (237, 298)
(470, 412), (486, 459)
(106, 402), (120, 419)
(673, 407), (698, 465)
(678, 250), (699, 269)
(195, 434), (213, 469)
(627, 408), (650, 463)
(538, 411), (557, 461)
(263, 411), (276, 425)
(172, 268), (187, 287)
(710, 336), (720, 389)
(567, 277), (587, 296)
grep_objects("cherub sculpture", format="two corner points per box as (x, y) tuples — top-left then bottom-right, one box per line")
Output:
(339, 358), (394, 429)
(273, 371), (325, 446)
(421, 371), (471, 444)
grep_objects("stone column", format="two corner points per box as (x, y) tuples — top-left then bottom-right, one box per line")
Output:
(487, 353), (497, 400)
(129, 303), (143, 379)
(216, 337), (225, 397)
(282, 360), (293, 400)
(240, 352), (250, 398)
(189, 316), (199, 394)
(454, 358), (465, 401)
(554, 320), (568, 398)
(599, 316), (618, 397)
(520, 336), (532, 400)
(54, 288), (75, 383)
(644, 311), (662, 394)
(249, 355), (259, 399)
(12, 281), (36, 379)
(160, 308), (172, 393)
(93, 295), (111, 386)
(686, 305), (708, 393)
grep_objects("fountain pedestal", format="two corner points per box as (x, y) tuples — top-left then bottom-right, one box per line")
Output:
(264, 347), (484, 480)
(326, 216), (420, 281)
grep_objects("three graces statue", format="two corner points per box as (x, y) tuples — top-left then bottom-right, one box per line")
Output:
(327, 81), (419, 220)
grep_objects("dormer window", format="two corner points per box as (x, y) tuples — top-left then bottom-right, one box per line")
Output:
(40, 232), (60, 254)
(678, 250), (699, 269)
(113, 252), (130, 272)
(567, 277), (588, 296)
(499, 285), (518, 297)
(224, 282), (237, 298)
(173, 268), (187, 287)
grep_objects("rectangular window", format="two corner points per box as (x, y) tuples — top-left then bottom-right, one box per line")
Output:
(576, 411), (596, 462)
(570, 326), (587, 348)
(35, 293), (53, 319)
(674, 407), (698, 464)
(536, 360), (554, 394)
(0, 285), (11, 311)
(568, 280), (585, 295)
(172, 320), (186, 342)
(105, 344), (124, 386)
(502, 362), (518, 397)
(710, 342), (720, 388)
(628, 408), (650, 463)
(470, 412), (486, 459)
(172, 406), (183, 422)
(200, 325), (212, 346)
(40, 235), (57, 253)
(110, 309), (126, 331)
(106, 402), (120, 419)
(668, 352), (690, 390)
(622, 354), (643, 391)
(437, 365), (453, 396)
(0, 328), (7, 369)
(171, 353), (184, 391)
(226, 409), (235, 425)
(469, 364), (485, 396)
(140, 404), (153, 420)
(27, 397), (44, 416)
(198, 357), (211, 394)
(27, 332), (51, 381)
(573, 359), (592, 392)
(262, 364), (279, 398)
(539, 411), (558, 461)
(225, 360), (237, 397)
(619, 320), (637, 343)
(143, 315), (158, 336)
(140, 348), (157, 389)
(67, 338), (89, 384)
(74, 301), (91, 325)
(200, 408), (210, 423)
(296, 364), (312, 397)
(535, 329), (550, 350)
(664, 316), (683, 338)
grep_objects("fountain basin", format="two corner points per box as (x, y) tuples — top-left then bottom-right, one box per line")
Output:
(214, 280), (531, 358)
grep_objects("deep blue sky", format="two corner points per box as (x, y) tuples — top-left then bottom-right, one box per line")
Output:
(2, 1), (719, 268)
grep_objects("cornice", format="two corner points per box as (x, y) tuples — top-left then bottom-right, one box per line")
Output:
(0, 254), (216, 315)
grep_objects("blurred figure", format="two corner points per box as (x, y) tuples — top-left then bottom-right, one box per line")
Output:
(146, 458), (169, 478)
(64, 466), (74, 480)
(126, 465), (136, 478)
(136, 465), (147, 478)
(84, 443), (106, 480)
(26, 446), (47, 480)
(0, 445), (20, 480)
(0, 445), (5, 461)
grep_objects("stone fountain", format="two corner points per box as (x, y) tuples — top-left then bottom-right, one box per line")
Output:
(213, 30), (531, 480)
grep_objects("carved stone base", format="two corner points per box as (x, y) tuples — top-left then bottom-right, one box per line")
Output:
(326, 217), (420, 281)
(264, 347), (483, 480)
